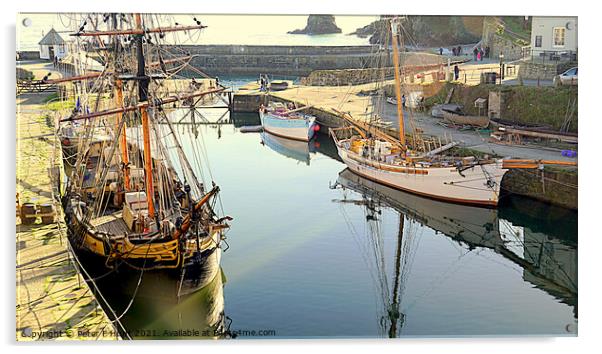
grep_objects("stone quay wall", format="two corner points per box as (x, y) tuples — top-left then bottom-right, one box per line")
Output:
(177, 45), (377, 77)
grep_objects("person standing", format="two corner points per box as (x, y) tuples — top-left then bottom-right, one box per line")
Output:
(479, 48), (484, 61)
(439, 47), (443, 55)
(477, 50), (481, 61)
(454, 64), (460, 81)
(452, 47), (457, 56)
(401, 94), (406, 108)
(457, 45), (462, 56)
(473, 47), (478, 61)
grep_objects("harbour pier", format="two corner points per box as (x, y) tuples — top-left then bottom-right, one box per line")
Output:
(16, 61), (121, 341)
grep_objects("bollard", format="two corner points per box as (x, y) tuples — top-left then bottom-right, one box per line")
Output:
(39, 203), (57, 224)
(20, 203), (37, 225)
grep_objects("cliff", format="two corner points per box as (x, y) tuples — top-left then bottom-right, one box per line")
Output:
(350, 16), (485, 46)
(288, 15), (342, 35)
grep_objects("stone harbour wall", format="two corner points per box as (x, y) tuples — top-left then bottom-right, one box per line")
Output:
(502, 167), (578, 210)
(177, 45), (377, 77)
(518, 60), (578, 80)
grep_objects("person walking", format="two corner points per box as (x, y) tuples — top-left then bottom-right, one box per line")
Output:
(457, 45), (462, 56)
(454, 64), (460, 81)
(473, 47), (478, 61)
(401, 94), (406, 108)
(477, 50), (481, 61)
(479, 48), (484, 61)
(452, 47), (457, 56)
(439, 47), (443, 55)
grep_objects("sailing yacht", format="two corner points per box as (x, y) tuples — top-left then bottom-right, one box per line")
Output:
(330, 17), (507, 207)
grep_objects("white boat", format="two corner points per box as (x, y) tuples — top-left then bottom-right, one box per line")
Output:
(331, 135), (507, 206)
(259, 102), (318, 141)
(330, 18), (508, 207)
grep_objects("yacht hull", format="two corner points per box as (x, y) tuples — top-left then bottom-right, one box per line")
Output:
(337, 147), (507, 207)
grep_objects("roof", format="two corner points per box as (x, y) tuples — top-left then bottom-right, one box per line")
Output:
(38, 28), (65, 46)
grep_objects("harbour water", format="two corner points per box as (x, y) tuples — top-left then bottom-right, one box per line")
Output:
(86, 105), (577, 338)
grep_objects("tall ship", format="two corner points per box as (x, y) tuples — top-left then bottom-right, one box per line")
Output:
(51, 13), (232, 291)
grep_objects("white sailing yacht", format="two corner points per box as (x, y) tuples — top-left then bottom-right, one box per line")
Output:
(330, 17), (507, 207)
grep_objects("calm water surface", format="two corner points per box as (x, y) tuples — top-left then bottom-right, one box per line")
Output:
(88, 106), (577, 339)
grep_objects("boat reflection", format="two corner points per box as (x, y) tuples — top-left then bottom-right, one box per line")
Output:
(77, 250), (233, 339)
(260, 132), (315, 165)
(333, 168), (577, 336)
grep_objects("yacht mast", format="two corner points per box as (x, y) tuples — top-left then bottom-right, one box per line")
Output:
(390, 18), (406, 147)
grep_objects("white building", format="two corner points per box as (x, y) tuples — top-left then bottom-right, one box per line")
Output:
(530, 17), (577, 56)
(38, 28), (68, 61)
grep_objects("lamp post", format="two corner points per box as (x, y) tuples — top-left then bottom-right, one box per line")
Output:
(499, 52), (505, 84)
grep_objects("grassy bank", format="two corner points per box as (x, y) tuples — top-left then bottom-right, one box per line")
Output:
(424, 83), (578, 132)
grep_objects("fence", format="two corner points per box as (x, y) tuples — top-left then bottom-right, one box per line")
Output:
(522, 47), (578, 64)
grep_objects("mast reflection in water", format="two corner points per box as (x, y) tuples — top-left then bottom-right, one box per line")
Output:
(333, 168), (577, 337)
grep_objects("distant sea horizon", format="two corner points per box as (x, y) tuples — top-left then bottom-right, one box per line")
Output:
(17, 13), (379, 51)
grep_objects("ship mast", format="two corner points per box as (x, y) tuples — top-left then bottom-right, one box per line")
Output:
(390, 18), (406, 147)
(134, 13), (155, 218)
(112, 14), (131, 191)
(388, 215), (405, 338)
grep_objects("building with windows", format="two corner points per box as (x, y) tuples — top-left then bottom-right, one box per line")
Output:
(518, 16), (578, 80)
(530, 17), (577, 55)
(38, 28), (68, 61)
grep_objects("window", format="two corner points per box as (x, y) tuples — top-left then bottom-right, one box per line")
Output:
(535, 35), (542, 48)
(553, 27), (565, 47)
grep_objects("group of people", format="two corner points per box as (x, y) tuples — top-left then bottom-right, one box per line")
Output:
(472, 46), (491, 61)
(438, 45), (491, 62)
(440, 46), (465, 57)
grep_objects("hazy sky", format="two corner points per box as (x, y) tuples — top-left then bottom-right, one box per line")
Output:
(17, 13), (379, 50)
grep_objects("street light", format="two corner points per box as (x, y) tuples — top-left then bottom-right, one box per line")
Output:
(499, 52), (505, 84)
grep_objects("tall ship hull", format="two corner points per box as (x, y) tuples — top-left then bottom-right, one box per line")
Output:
(334, 141), (507, 207)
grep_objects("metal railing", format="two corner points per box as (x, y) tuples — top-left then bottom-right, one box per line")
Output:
(522, 47), (578, 64)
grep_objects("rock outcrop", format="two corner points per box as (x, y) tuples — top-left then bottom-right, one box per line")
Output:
(350, 16), (485, 46)
(289, 15), (342, 35)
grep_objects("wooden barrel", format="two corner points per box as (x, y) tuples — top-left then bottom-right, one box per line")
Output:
(20, 203), (37, 225)
(39, 203), (56, 224)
